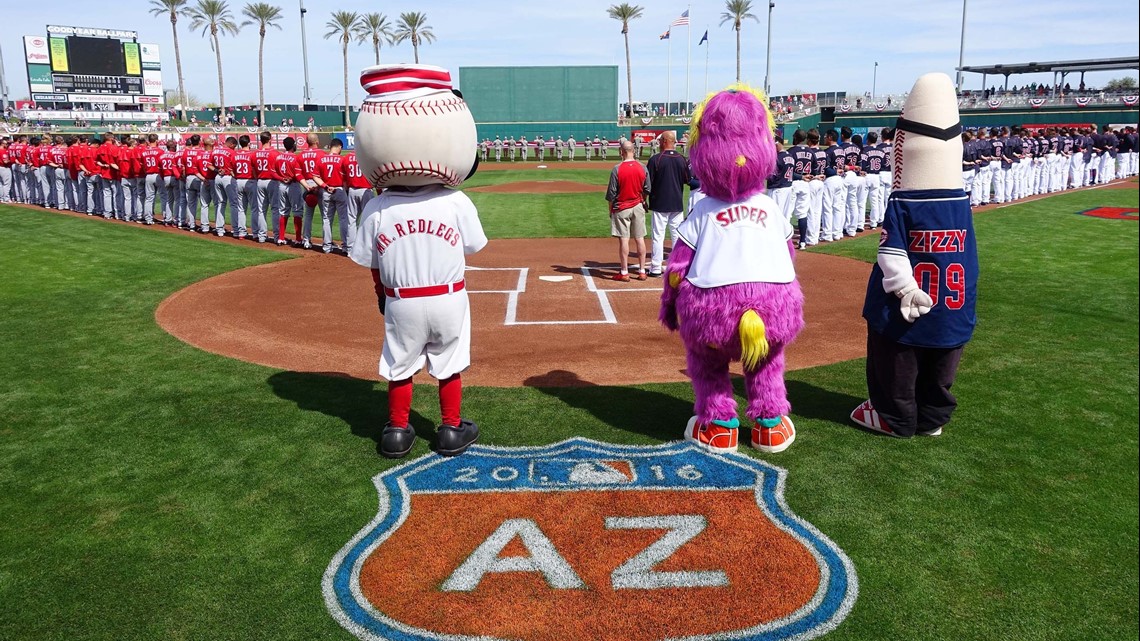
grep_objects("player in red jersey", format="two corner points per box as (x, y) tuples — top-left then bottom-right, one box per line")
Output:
(48, 136), (68, 210)
(252, 131), (282, 243)
(341, 146), (375, 256)
(64, 137), (81, 212)
(230, 135), (258, 241)
(9, 135), (27, 203)
(117, 137), (140, 221)
(272, 136), (305, 246)
(32, 137), (51, 207)
(138, 134), (163, 224)
(158, 140), (182, 225)
(210, 137), (237, 236)
(314, 138), (348, 253)
(181, 135), (208, 231)
(0, 138), (12, 203)
(296, 133), (327, 249)
(199, 138), (220, 233)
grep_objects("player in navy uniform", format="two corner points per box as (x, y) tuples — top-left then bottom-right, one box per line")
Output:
(808, 130), (829, 245)
(821, 130), (846, 242)
(767, 136), (796, 222)
(862, 132), (888, 228)
(852, 73), (978, 439)
(841, 127), (864, 236)
(788, 130), (815, 247)
(961, 130), (977, 204)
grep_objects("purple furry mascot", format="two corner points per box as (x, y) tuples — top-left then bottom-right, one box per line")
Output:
(660, 85), (804, 454)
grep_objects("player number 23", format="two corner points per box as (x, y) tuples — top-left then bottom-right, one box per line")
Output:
(913, 262), (965, 310)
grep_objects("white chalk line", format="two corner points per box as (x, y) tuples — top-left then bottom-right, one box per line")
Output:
(464, 265), (658, 326)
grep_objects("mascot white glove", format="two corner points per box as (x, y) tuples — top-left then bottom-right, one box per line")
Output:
(896, 283), (934, 323)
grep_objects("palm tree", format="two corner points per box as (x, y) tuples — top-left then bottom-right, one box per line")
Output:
(353, 12), (394, 66)
(148, 0), (191, 122)
(186, 0), (241, 122)
(720, 0), (759, 83)
(241, 2), (283, 129)
(324, 11), (361, 129)
(392, 12), (436, 64)
(606, 3), (644, 119)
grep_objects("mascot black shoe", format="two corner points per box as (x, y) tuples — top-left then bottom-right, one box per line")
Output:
(436, 419), (479, 457)
(379, 424), (417, 459)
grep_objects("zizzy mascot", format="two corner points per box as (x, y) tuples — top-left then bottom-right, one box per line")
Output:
(349, 64), (487, 459)
(660, 85), (804, 454)
(851, 73), (978, 438)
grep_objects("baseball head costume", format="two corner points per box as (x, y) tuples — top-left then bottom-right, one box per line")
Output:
(349, 64), (488, 459)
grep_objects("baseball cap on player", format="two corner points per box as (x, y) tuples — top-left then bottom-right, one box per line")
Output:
(893, 73), (963, 191)
(353, 63), (478, 189)
(304, 190), (319, 208)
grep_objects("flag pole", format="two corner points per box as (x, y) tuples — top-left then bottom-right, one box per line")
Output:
(704, 27), (709, 96)
(666, 32), (672, 116)
(685, 6), (692, 115)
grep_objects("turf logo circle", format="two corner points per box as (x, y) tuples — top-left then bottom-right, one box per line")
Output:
(323, 437), (857, 641)
(1077, 206), (1139, 221)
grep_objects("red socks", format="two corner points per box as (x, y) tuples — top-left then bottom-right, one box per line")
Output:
(293, 216), (303, 242)
(277, 216), (286, 242)
(387, 374), (462, 428)
(439, 374), (462, 427)
(388, 378), (413, 427)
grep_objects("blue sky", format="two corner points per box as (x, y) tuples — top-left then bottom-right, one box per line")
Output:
(3, 0), (1137, 107)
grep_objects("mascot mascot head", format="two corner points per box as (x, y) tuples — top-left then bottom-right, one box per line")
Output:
(353, 64), (478, 189)
(687, 84), (777, 203)
(892, 72), (963, 191)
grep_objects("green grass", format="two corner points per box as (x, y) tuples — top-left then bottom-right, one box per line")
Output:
(0, 187), (1137, 641)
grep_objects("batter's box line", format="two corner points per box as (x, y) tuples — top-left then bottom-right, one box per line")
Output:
(462, 265), (654, 326)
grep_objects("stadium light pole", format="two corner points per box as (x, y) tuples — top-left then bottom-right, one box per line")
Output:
(0, 42), (9, 115)
(955, 0), (968, 92)
(872, 62), (878, 101)
(299, 0), (313, 105)
(764, 2), (774, 96)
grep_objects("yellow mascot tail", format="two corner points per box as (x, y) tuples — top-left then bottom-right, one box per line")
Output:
(739, 310), (769, 372)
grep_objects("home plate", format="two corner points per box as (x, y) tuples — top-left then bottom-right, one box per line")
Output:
(539, 275), (573, 282)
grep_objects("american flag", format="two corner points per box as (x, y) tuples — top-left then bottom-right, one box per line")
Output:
(671, 10), (689, 27)
(659, 29), (670, 40)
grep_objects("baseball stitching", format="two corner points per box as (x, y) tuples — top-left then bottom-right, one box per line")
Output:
(360, 99), (468, 117)
(892, 130), (906, 190)
(371, 160), (462, 187)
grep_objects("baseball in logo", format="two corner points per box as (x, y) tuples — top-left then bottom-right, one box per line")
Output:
(324, 438), (857, 641)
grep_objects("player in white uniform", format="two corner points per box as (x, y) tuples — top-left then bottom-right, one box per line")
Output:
(351, 63), (488, 459)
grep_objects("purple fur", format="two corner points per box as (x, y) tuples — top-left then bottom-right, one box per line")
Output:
(689, 90), (778, 203)
(677, 280), (804, 423)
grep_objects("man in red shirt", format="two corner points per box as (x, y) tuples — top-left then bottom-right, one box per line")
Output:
(253, 131), (281, 243)
(229, 135), (259, 241)
(341, 145), (374, 256)
(117, 137), (140, 222)
(9, 135), (28, 204)
(314, 139), (348, 253)
(211, 137), (237, 236)
(139, 134), (163, 224)
(603, 140), (650, 280)
(31, 137), (49, 207)
(198, 138), (219, 233)
(272, 136), (305, 245)
(296, 133), (327, 249)
(158, 140), (182, 225)
(64, 137), (81, 212)
(0, 138), (12, 203)
(94, 134), (119, 218)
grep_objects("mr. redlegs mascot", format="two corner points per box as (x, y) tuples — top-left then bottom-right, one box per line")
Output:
(349, 64), (487, 458)
(851, 73), (978, 437)
(660, 85), (804, 454)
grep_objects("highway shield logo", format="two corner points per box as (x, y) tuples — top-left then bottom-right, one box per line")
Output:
(324, 438), (857, 641)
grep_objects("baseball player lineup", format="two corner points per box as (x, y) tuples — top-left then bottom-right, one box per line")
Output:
(1, 121), (1135, 255)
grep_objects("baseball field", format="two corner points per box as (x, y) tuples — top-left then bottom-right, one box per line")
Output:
(0, 169), (1137, 640)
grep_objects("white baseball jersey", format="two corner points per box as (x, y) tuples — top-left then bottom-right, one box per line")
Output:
(676, 192), (795, 288)
(351, 186), (488, 380)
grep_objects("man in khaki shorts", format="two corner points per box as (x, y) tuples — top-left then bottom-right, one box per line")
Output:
(604, 140), (650, 281)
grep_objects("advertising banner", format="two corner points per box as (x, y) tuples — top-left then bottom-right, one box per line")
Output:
(143, 70), (164, 96)
(140, 43), (161, 70)
(49, 37), (69, 72)
(27, 64), (54, 93)
(23, 35), (49, 64)
(123, 42), (141, 76)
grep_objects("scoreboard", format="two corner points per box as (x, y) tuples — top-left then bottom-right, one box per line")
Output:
(24, 25), (164, 107)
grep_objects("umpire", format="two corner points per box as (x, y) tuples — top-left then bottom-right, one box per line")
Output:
(646, 130), (691, 276)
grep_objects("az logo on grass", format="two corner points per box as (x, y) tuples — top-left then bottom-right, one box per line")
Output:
(324, 438), (857, 641)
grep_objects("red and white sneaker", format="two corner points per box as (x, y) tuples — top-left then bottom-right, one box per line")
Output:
(850, 401), (905, 438)
(684, 417), (739, 453)
(751, 416), (796, 453)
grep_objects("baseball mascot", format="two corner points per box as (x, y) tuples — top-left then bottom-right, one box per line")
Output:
(660, 85), (803, 454)
(850, 73), (978, 437)
(349, 64), (487, 459)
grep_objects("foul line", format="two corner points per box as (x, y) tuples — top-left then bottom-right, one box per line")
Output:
(465, 266), (657, 326)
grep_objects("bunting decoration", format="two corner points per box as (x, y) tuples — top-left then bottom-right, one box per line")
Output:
(247, 127), (260, 133)
(640, 117), (653, 125)
(176, 127), (189, 133)
(838, 103), (851, 113)
(679, 117), (692, 124)
(1121, 95), (1139, 106)
(1029, 98), (1046, 109)
(987, 98), (1003, 109)
(1074, 96), (1091, 107)
(874, 102), (886, 112)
